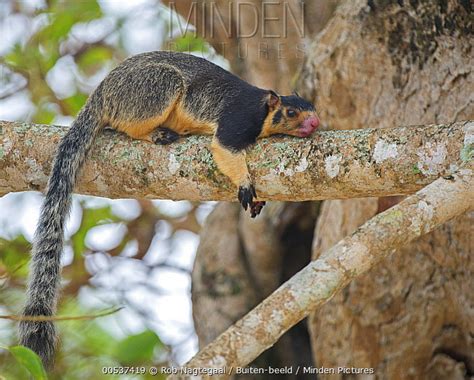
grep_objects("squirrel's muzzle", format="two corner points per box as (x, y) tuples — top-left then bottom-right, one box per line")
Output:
(299, 115), (320, 137)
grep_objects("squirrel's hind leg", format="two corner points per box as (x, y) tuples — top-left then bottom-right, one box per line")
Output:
(104, 63), (185, 143)
(151, 127), (180, 145)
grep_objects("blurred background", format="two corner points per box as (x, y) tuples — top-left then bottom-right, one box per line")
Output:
(0, 1), (224, 378)
(1, 1), (472, 379)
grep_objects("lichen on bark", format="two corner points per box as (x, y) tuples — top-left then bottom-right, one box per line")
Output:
(1, 120), (469, 202)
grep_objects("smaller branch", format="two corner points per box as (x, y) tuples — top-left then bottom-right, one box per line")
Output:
(0, 307), (123, 322)
(0, 82), (28, 100)
(172, 167), (473, 379)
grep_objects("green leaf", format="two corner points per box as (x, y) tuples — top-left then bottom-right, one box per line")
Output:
(9, 346), (48, 380)
(63, 93), (88, 115)
(67, 0), (102, 22)
(0, 235), (30, 278)
(114, 330), (163, 365)
(172, 34), (208, 53)
(47, 12), (76, 41)
(4, 44), (28, 70)
(58, 301), (119, 356)
(77, 46), (113, 75)
(38, 41), (60, 72)
(71, 205), (118, 258)
(39, 0), (103, 42)
(33, 106), (56, 125)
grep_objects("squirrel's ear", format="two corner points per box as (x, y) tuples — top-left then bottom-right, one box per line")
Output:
(267, 90), (280, 109)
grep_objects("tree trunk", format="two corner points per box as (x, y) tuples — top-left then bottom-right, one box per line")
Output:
(181, 1), (337, 376)
(179, 169), (472, 379)
(302, 1), (473, 379)
(178, 0), (473, 379)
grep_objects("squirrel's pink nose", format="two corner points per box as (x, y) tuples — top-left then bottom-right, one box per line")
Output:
(299, 115), (320, 137)
(310, 116), (320, 129)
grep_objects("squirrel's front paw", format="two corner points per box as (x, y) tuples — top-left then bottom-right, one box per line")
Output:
(249, 201), (266, 218)
(238, 184), (256, 211)
(238, 185), (265, 217)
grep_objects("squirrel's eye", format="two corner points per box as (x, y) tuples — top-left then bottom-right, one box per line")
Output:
(287, 109), (297, 118)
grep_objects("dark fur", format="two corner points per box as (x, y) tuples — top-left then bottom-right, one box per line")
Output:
(19, 91), (104, 367)
(280, 95), (315, 111)
(215, 87), (268, 151)
(19, 51), (317, 366)
(272, 109), (283, 124)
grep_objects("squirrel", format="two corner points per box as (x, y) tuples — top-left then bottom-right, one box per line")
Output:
(19, 51), (319, 366)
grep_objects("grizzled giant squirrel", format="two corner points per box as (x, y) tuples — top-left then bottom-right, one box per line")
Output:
(19, 51), (320, 366)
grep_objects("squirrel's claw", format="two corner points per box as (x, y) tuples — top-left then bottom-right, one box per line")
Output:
(249, 201), (266, 218)
(238, 184), (255, 211)
(238, 185), (265, 217)
(151, 127), (180, 145)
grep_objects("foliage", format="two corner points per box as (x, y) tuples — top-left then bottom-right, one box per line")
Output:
(0, 0), (213, 124)
(0, 1), (216, 376)
(0, 201), (175, 379)
(2, 0), (109, 123)
(169, 33), (209, 54)
(114, 331), (163, 365)
(6, 346), (48, 380)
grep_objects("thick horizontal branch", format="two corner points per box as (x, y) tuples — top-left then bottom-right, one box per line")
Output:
(173, 167), (473, 379)
(0, 120), (472, 200)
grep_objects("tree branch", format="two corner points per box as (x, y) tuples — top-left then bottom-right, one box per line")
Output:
(0, 120), (472, 200)
(172, 166), (473, 378)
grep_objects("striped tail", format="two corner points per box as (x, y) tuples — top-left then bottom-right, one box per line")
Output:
(19, 97), (104, 366)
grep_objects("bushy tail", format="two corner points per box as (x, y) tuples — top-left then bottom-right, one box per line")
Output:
(19, 95), (104, 367)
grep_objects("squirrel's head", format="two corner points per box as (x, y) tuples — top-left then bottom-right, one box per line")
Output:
(261, 90), (320, 138)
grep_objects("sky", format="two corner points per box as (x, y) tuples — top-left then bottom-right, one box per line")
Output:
(0, 0), (223, 364)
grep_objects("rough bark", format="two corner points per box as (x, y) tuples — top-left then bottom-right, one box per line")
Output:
(302, 0), (340, 37)
(192, 203), (260, 346)
(172, 167), (473, 379)
(192, 201), (318, 379)
(168, 1), (340, 374)
(1, 120), (471, 200)
(297, 0), (473, 379)
(311, 201), (474, 379)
